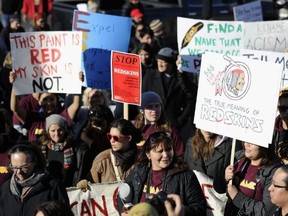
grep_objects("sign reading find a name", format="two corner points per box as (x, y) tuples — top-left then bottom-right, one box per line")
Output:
(194, 52), (282, 147)
(111, 51), (141, 105)
(177, 17), (244, 73)
(10, 31), (82, 96)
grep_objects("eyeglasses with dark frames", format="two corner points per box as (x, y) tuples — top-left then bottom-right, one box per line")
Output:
(271, 182), (288, 189)
(10, 163), (32, 172)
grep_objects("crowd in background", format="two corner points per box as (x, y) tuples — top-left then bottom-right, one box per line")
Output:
(1, 0), (288, 216)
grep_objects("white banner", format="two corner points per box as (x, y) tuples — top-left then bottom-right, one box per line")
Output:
(194, 171), (228, 216)
(67, 181), (121, 216)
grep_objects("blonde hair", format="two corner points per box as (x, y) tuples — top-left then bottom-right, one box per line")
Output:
(3, 52), (12, 69)
(82, 88), (110, 108)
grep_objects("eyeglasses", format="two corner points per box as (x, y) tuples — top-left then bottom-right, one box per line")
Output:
(107, 133), (129, 142)
(147, 131), (171, 144)
(10, 163), (31, 172)
(278, 105), (288, 113)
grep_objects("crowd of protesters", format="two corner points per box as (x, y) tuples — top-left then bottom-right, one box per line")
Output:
(1, 0), (288, 216)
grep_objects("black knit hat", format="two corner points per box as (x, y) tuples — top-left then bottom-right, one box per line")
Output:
(156, 47), (175, 63)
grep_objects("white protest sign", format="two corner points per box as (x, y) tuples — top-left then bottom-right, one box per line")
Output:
(244, 20), (288, 52)
(68, 181), (121, 216)
(194, 52), (282, 147)
(10, 31), (82, 95)
(193, 171), (227, 216)
(233, 0), (263, 22)
(240, 49), (288, 88)
(177, 17), (244, 73)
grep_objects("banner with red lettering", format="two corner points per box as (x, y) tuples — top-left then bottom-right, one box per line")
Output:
(67, 181), (121, 216)
(10, 31), (83, 95)
(193, 171), (228, 216)
(111, 50), (141, 105)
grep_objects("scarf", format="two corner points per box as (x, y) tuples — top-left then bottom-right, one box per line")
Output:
(10, 171), (47, 201)
(112, 147), (137, 172)
(47, 141), (74, 169)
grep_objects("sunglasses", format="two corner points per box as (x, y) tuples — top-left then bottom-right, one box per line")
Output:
(278, 105), (288, 113)
(107, 133), (129, 142)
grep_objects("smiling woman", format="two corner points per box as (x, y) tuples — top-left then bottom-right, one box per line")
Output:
(0, 143), (69, 216)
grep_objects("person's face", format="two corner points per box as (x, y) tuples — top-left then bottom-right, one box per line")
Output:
(88, 89), (105, 108)
(138, 50), (150, 65)
(10, 152), (35, 181)
(130, 0), (139, 5)
(35, 211), (44, 216)
(146, 143), (174, 171)
(244, 142), (261, 160)
(107, 127), (131, 152)
(48, 124), (66, 143)
(236, 73), (245, 91)
(200, 129), (215, 142)
(269, 168), (288, 208)
(39, 93), (57, 114)
(144, 103), (161, 124)
(90, 119), (108, 135)
(36, 19), (45, 28)
(278, 96), (288, 125)
(133, 16), (142, 24)
(140, 34), (152, 45)
(157, 59), (169, 73)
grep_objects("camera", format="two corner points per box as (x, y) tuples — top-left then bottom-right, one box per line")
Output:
(146, 191), (175, 216)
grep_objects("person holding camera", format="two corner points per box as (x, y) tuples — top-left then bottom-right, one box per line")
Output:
(117, 131), (206, 216)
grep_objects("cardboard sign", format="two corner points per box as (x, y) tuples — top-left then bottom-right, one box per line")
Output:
(233, 0), (263, 22)
(240, 49), (288, 88)
(111, 51), (141, 105)
(194, 52), (282, 147)
(10, 31), (82, 95)
(244, 20), (288, 52)
(73, 11), (132, 90)
(68, 181), (121, 216)
(177, 17), (244, 73)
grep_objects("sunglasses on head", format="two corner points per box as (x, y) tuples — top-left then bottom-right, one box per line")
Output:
(147, 131), (171, 144)
(107, 133), (129, 142)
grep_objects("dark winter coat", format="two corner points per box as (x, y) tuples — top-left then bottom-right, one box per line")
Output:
(117, 164), (207, 216)
(0, 174), (69, 216)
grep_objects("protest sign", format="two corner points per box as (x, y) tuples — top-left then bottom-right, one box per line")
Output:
(194, 52), (282, 147)
(10, 31), (82, 96)
(233, 0), (263, 22)
(240, 48), (288, 88)
(68, 181), (121, 216)
(194, 171), (227, 216)
(177, 17), (244, 73)
(73, 11), (132, 90)
(111, 51), (141, 105)
(244, 20), (288, 52)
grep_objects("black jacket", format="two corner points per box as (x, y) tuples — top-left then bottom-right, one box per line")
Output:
(0, 174), (69, 216)
(117, 164), (207, 216)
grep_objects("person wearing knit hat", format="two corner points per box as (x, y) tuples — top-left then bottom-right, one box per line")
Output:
(140, 91), (162, 110)
(128, 202), (159, 216)
(39, 114), (75, 187)
(149, 19), (163, 37)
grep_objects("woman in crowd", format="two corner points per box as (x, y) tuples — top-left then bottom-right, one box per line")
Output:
(268, 164), (288, 216)
(33, 200), (74, 216)
(9, 71), (83, 142)
(134, 91), (184, 157)
(38, 114), (76, 187)
(135, 43), (156, 79)
(184, 128), (238, 179)
(117, 131), (206, 216)
(76, 118), (142, 189)
(73, 104), (114, 185)
(214, 142), (281, 216)
(0, 143), (69, 216)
